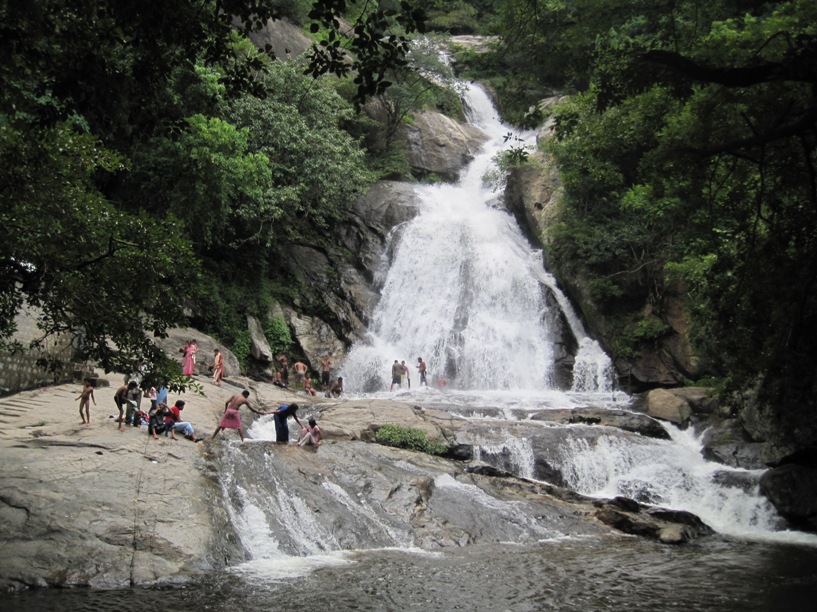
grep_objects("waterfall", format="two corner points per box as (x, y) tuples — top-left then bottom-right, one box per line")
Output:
(343, 83), (613, 394)
(553, 423), (793, 539)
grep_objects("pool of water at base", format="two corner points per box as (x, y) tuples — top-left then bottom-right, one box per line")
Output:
(5, 535), (817, 612)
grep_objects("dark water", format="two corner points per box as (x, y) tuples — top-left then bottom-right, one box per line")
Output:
(5, 536), (816, 611)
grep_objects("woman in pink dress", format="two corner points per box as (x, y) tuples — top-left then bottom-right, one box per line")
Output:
(182, 341), (195, 376)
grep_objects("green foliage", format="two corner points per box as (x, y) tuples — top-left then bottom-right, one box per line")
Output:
(0, 121), (199, 376)
(375, 424), (448, 455)
(502, 0), (817, 444)
(231, 330), (252, 372)
(226, 62), (377, 239)
(265, 315), (294, 356)
(131, 115), (275, 248)
(304, 0), (428, 107)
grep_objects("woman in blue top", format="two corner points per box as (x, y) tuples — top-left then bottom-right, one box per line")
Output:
(270, 403), (303, 444)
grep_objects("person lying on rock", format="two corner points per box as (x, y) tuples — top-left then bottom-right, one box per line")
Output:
(166, 400), (204, 442)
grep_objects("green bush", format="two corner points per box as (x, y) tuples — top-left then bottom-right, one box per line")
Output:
(375, 424), (448, 455)
(231, 329), (252, 372)
(265, 315), (293, 356)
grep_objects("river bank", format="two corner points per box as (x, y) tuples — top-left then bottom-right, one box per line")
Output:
(0, 374), (304, 590)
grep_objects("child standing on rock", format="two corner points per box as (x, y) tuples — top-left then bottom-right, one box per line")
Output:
(75, 379), (96, 426)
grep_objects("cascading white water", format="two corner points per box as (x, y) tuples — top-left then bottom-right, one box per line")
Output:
(554, 422), (817, 542)
(343, 83), (613, 394)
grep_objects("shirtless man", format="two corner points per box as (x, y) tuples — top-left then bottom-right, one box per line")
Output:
(76, 379), (96, 426)
(320, 354), (332, 390)
(303, 377), (317, 397)
(113, 382), (130, 431)
(292, 360), (308, 389)
(390, 360), (401, 391)
(417, 357), (428, 386)
(210, 390), (268, 441)
(277, 354), (289, 385)
(329, 376), (344, 398)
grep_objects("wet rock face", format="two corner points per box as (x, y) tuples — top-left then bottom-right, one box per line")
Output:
(404, 111), (489, 181)
(593, 497), (715, 544)
(760, 463), (817, 531)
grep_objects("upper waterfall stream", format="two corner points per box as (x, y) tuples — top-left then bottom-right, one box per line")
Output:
(342, 83), (614, 395)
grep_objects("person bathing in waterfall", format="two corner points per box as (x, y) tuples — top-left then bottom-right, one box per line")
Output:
(303, 376), (317, 397)
(417, 357), (427, 386)
(390, 360), (401, 391)
(292, 360), (308, 390)
(210, 390), (268, 442)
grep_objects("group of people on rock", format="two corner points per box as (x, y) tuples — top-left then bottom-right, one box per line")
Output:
(74, 342), (342, 445)
(210, 390), (322, 446)
(271, 352), (344, 399)
(90, 382), (322, 447)
(390, 357), (428, 391)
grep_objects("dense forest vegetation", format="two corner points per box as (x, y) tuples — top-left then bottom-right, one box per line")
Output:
(473, 0), (816, 448)
(2, 0), (815, 450)
(0, 0), (428, 388)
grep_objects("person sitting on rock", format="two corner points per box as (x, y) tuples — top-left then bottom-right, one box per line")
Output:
(165, 400), (203, 442)
(303, 376), (317, 397)
(298, 418), (322, 447)
(148, 403), (172, 439)
(329, 376), (344, 398)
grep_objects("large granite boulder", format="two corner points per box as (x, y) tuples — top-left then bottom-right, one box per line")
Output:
(644, 388), (692, 426)
(152, 328), (240, 378)
(404, 110), (489, 181)
(247, 315), (273, 363)
(760, 462), (817, 531)
(593, 497), (714, 544)
(701, 418), (766, 469)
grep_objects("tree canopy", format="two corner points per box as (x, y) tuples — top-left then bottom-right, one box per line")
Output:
(0, 0), (423, 388)
(492, 0), (817, 444)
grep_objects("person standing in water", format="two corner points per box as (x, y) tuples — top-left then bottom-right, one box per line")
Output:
(401, 360), (410, 388)
(390, 360), (401, 391)
(320, 354), (332, 390)
(210, 390), (267, 442)
(76, 379), (96, 426)
(269, 403), (303, 444)
(417, 357), (428, 386)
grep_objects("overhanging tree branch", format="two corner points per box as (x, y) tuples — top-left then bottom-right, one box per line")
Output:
(643, 48), (817, 87)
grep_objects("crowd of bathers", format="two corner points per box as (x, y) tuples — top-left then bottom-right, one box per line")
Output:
(74, 343), (346, 444)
